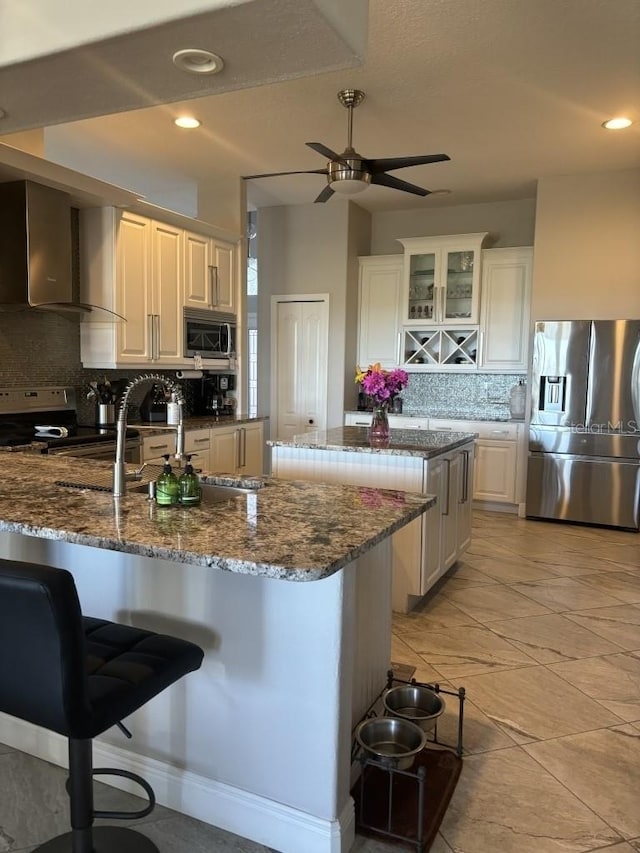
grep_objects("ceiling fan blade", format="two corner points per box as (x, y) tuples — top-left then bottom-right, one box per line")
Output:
(371, 172), (431, 197)
(306, 142), (349, 165)
(243, 169), (327, 179)
(365, 154), (450, 174)
(314, 184), (335, 203)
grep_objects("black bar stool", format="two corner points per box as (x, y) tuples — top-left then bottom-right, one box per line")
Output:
(0, 558), (205, 853)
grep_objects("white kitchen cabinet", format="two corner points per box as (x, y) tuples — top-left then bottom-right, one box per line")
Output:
(80, 209), (185, 369)
(479, 247), (533, 371)
(425, 444), (474, 586)
(141, 432), (177, 464)
(142, 427), (211, 471)
(211, 421), (264, 476)
(184, 231), (237, 314)
(357, 255), (403, 368)
(397, 233), (489, 327)
(185, 428), (212, 472)
(343, 412), (430, 430)
(429, 418), (522, 509)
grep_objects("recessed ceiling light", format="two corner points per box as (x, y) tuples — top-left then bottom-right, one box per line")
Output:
(174, 116), (201, 129)
(602, 117), (633, 130)
(172, 49), (224, 76)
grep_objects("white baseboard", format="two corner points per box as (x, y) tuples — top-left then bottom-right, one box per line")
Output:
(473, 500), (519, 514)
(0, 714), (355, 853)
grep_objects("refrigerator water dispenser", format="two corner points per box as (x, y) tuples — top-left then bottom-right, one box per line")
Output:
(539, 375), (566, 413)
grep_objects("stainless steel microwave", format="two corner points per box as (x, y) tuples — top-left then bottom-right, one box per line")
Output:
(183, 308), (237, 362)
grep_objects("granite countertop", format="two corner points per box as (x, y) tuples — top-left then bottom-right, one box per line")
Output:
(268, 426), (476, 458)
(345, 410), (524, 424)
(0, 454), (432, 582)
(133, 414), (269, 433)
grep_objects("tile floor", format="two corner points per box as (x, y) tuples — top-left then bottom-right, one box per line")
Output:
(1, 510), (639, 852)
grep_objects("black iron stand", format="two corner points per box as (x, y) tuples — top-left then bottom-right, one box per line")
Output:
(352, 668), (466, 853)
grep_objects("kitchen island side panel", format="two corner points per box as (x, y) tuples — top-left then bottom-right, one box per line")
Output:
(0, 530), (393, 853)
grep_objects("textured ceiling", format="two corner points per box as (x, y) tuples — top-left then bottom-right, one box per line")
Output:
(1, 0), (639, 215)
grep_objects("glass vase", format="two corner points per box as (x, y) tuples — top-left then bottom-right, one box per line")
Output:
(369, 405), (390, 446)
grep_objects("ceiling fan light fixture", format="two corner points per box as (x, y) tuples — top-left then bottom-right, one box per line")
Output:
(331, 178), (369, 196)
(172, 48), (224, 75)
(602, 117), (633, 130)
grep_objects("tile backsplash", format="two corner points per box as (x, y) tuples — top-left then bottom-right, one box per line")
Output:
(401, 371), (526, 420)
(0, 311), (179, 423)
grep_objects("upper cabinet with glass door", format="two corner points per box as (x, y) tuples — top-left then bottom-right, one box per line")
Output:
(397, 233), (490, 326)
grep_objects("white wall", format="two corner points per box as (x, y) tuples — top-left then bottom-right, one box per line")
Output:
(371, 197), (536, 254)
(257, 200), (371, 430)
(532, 169), (640, 319)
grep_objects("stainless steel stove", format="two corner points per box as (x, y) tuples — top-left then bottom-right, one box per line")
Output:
(0, 387), (141, 462)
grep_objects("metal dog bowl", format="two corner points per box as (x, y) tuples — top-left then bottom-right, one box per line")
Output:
(355, 716), (427, 770)
(382, 684), (446, 733)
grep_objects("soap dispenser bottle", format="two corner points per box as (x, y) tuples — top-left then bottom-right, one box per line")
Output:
(156, 454), (179, 506)
(179, 455), (201, 506)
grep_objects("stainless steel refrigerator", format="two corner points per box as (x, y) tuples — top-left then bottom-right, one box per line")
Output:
(526, 319), (640, 530)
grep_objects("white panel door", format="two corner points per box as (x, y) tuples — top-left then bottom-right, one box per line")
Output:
(273, 297), (328, 441)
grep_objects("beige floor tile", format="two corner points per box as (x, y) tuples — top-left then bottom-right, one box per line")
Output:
(465, 538), (517, 558)
(441, 584), (553, 623)
(510, 576), (624, 612)
(565, 604), (640, 651)
(548, 653), (640, 722)
(574, 571), (640, 604)
(524, 725), (640, 839)
(452, 665), (623, 743)
(393, 592), (478, 633)
(439, 747), (620, 853)
(435, 559), (499, 591)
(463, 552), (564, 583)
(487, 613), (626, 663)
(434, 692), (519, 754)
(587, 543), (640, 568)
(400, 624), (536, 680)
(390, 633), (442, 684)
(527, 551), (627, 576)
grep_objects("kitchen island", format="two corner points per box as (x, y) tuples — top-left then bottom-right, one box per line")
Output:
(0, 453), (432, 853)
(269, 426), (477, 613)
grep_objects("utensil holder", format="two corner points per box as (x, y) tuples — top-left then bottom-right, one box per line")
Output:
(97, 403), (116, 426)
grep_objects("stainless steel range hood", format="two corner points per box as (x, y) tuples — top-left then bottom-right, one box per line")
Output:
(0, 179), (97, 314)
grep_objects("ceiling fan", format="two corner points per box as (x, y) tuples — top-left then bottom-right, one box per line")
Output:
(243, 89), (450, 203)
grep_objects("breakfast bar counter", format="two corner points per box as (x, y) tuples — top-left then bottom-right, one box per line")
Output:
(0, 453), (432, 853)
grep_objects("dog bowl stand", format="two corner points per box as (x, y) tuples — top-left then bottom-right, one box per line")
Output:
(351, 669), (466, 853)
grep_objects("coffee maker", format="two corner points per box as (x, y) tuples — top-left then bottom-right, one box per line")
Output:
(191, 374), (236, 416)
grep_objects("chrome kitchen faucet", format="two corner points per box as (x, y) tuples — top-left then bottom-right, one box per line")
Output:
(113, 373), (185, 498)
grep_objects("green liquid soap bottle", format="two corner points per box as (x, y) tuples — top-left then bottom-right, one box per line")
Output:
(179, 455), (201, 506)
(156, 454), (179, 506)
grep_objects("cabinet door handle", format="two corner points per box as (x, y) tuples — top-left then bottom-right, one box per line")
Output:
(193, 438), (209, 444)
(442, 458), (451, 516)
(149, 443), (170, 451)
(396, 332), (402, 365)
(147, 314), (154, 361)
(461, 450), (469, 503)
(235, 429), (241, 470)
(153, 314), (160, 361)
(489, 429), (509, 436)
(241, 428), (247, 467)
